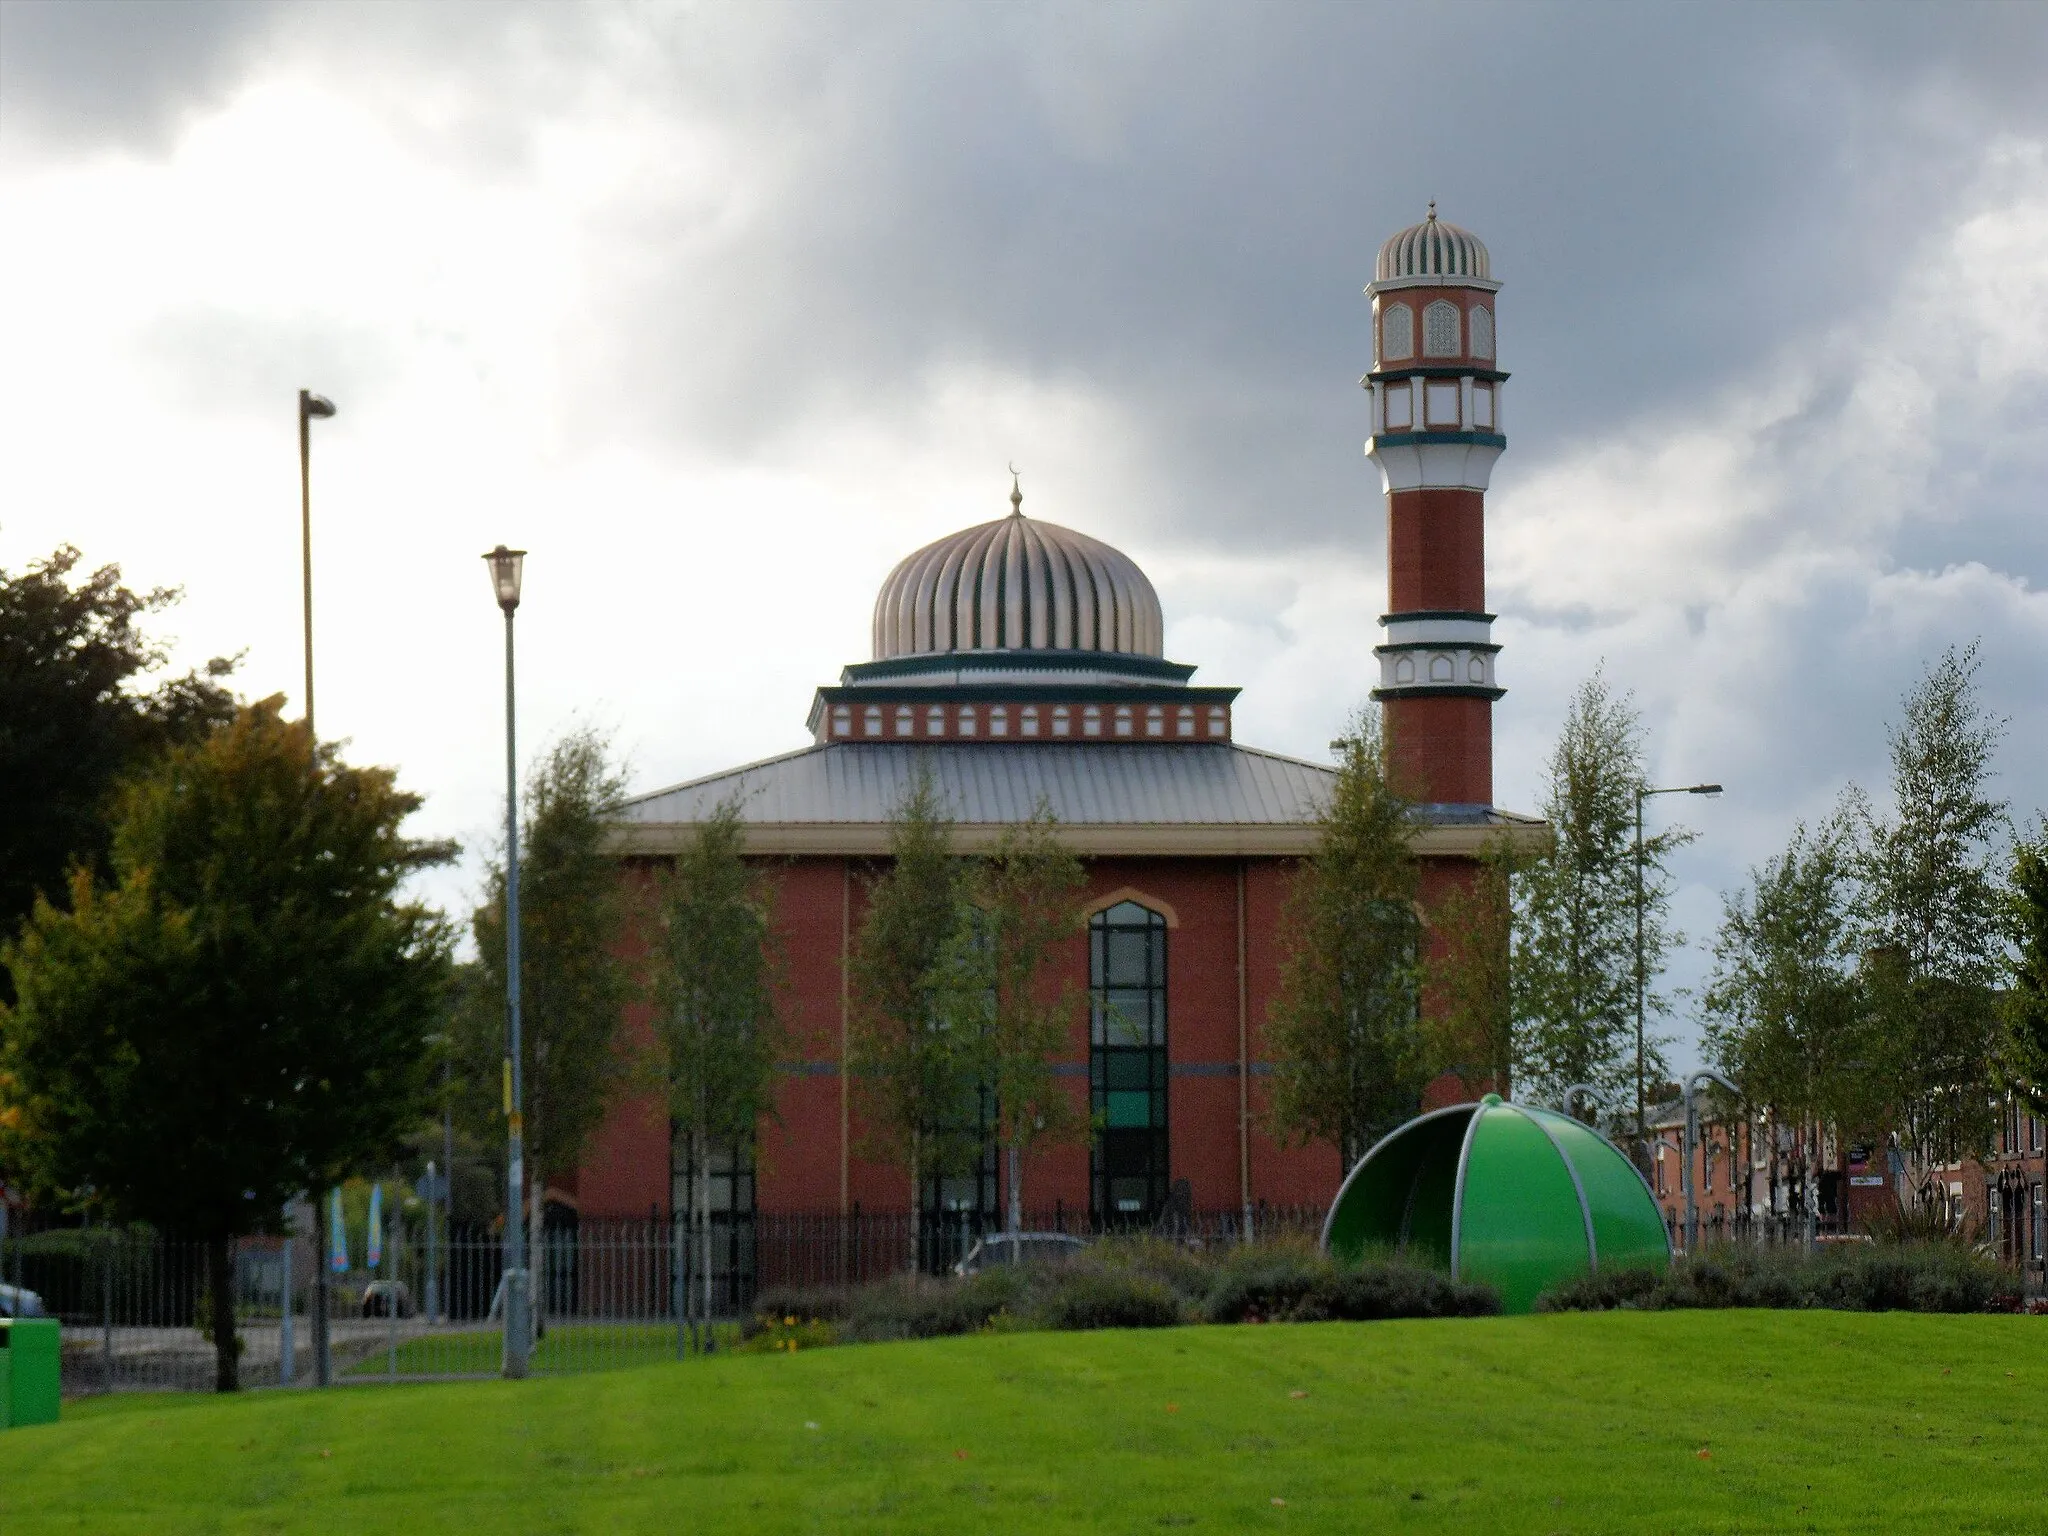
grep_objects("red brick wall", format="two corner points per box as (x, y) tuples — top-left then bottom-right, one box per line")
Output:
(574, 850), (1491, 1222)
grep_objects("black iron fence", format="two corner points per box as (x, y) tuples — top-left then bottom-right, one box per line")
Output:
(1, 1206), (1326, 1395)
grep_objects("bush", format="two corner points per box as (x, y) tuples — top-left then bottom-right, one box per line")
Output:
(1201, 1244), (1329, 1324)
(837, 1267), (1029, 1343)
(1294, 1264), (1499, 1321)
(1031, 1266), (1184, 1330)
(1535, 1242), (2022, 1314)
(732, 1315), (838, 1354)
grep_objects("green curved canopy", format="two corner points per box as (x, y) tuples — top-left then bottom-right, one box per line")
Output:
(1320, 1095), (1670, 1313)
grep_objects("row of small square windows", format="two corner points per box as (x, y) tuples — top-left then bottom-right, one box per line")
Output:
(1379, 299), (1493, 363)
(830, 702), (1230, 740)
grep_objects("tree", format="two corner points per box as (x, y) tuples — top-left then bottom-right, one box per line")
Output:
(1421, 834), (1521, 1100)
(1514, 671), (1690, 1131)
(1267, 712), (1427, 1168)
(453, 728), (635, 1264)
(966, 803), (1088, 1240)
(0, 543), (237, 946)
(1703, 814), (1878, 1218)
(0, 699), (450, 1390)
(649, 795), (783, 1346)
(2004, 823), (2048, 1118)
(1859, 645), (2008, 1170)
(847, 768), (984, 1262)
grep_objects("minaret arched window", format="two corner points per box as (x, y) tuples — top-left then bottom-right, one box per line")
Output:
(1090, 900), (1168, 1222)
(1380, 303), (1413, 362)
(1469, 304), (1494, 359)
(1423, 300), (1462, 357)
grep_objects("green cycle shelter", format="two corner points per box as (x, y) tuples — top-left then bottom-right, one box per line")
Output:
(0, 1317), (61, 1428)
(1321, 1094), (1669, 1313)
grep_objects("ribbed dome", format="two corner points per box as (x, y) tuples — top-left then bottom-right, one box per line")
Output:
(872, 493), (1164, 661)
(1375, 204), (1491, 283)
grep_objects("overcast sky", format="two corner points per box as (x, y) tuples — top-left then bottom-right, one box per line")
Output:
(3, 0), (2043, 1073)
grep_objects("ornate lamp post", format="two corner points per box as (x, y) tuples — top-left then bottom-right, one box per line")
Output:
(1633, 782), (1720, 1163)
(484, 545), (531, 1377)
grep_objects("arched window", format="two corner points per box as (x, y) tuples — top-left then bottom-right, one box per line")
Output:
(1423, 300), (1462, 357)
(1090, 900), (1168, 1221)
(1469, 304), (1494, 359)
(1380, 303), (1413, 362)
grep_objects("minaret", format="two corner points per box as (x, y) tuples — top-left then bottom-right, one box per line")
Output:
(1364, 204), (1505, 807)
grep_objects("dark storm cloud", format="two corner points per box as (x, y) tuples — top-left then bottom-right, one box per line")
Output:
(0, 0), (282, 153)
(535, 1), (2048, 555)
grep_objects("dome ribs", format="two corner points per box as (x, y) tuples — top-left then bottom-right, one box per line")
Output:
(868, 512), (1165, 662)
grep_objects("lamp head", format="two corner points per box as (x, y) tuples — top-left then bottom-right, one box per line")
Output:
(484, 545), (526, 613)
(1689, 783), (1724, 797)
(301, 391), (336, 421)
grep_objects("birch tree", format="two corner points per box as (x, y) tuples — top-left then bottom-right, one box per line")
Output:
(1267, 712), (1426, 1167)
(650, 794), (782, 1347)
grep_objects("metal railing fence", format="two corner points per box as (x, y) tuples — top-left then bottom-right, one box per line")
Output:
(3, 1206), (1328, 1395)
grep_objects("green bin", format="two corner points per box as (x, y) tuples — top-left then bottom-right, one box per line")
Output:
(0, 1317), (62, 1427)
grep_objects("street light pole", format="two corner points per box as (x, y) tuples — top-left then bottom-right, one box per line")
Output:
(297, 387), (336, 1388)
(1633, 782), (1722, 1164)
(485, 545), (529, 1378)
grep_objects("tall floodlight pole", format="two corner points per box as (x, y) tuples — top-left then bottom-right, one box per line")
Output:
(485, 545), (530, 1378)
(297, 387), (336, 1388)
(1633, 782), (1721, 1164)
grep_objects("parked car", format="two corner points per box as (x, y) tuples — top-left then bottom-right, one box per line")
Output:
(0, 1281), (45, 1318)
(953, 1232), (1089, 1276)
(360, 1280), (416, 1319)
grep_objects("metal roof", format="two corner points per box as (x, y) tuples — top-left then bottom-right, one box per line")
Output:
(613, 743), (1546, 859)
(622, 742), (1330, 828)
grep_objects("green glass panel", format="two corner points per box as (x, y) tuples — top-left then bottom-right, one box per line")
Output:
(1526, 1108), (1671, 1276)
(1107, 1090), (1152, 1128)
(1104, 1053), (1152, 1090)
(1456, 1105), (1593, 1313)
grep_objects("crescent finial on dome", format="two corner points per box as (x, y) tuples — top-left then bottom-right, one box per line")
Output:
(1008, 463), (1023, 517)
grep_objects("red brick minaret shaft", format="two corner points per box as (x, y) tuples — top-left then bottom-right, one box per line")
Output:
(1364, 206), (1505, 807)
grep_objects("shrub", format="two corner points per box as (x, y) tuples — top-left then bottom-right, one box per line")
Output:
(1086, 1236), (1216, 1304)
(1031, 1266), (1185, 1330)
(1294, 1264), (1499, 1321)
(732, 1315), (838, 1354)
(1535, 1242), (2021, 1314)
(838, 1267), (1029, 1343)
(745, 1284), (854, 1334)
(1202, 1244), (1329, 1324)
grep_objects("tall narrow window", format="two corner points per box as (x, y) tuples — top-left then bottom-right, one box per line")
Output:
(1423, 300), (1461, 357)
(672, 1133), (758, 1314)
(923, 1086), (998, 1272)
(1469, 304), (1494, 359)
(1380, 303), (1413, 362)
(1090, 900), (1168, 1222)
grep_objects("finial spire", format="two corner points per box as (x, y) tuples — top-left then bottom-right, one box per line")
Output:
(1008, 462), (1023, 516)
(1426, 199), (1437, 220)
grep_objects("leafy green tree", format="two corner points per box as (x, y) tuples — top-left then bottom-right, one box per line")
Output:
(454, 728), (635, 1249)
(847, 769), (984, 1260)
(1421, 835), (1521, 1100)
(1703, 814), (1878, 1212)
(0, 543), (237, 946)
(0, 699), (451, 1390)
(1267, 712), (1427, 1167)
(1859, 645), (2008, 1170)
(966, 804), (1088, 1239)
(2004, 823), (2048, 1117)
(1514, 671), (1690, 1138)
(649, 794), (783, 1343)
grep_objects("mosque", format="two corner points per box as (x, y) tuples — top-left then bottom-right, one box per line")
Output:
(571, 209), (1545, 1271)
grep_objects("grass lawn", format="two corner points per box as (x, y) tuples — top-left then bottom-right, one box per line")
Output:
(2, 1312), (2041, 1533)
(341, 1321), (740, 1379)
